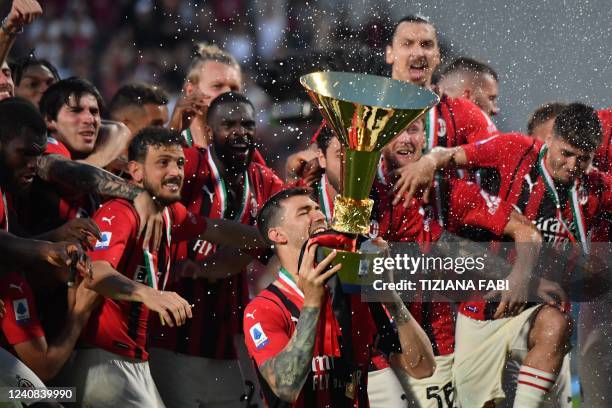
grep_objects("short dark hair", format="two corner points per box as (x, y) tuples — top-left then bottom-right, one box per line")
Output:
(109, 83), (168, 116)
(207, 92), (254, 120)
(438, 57), (498, 81)
(527, 102), (568, 135)
(128, 127), (182, 162)
(389, 15), (435, 44)
(0, 97), (46, 143)
(257, 187), (313, 247)
(9, 53), (60, 86)
(315, 125), (337, 154)
(553, 103), (602, 152)
(39, 77), (105, 121)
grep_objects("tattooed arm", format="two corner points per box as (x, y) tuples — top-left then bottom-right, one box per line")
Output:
(37, 154), (143, 199)
(384, 297), (436, 379)
(258, 306), (320, 402)
(257, 245), (342, 402)
(370, 237), (436, 379)
(37, 154), (164, 250)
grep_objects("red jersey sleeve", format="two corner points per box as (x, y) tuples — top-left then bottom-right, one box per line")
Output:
(181, 147), (210, 200)
(448, 180), (512, 236)
(45, 136), (72, 158)
(89, 201), (137, 269)
(462, 133), (534, 169)
(254, 163), (285, 198)
(448, 97), (498, 145)
(252, 149), (267, 167)
(168, 202), (207, 242)
(243, 295), (292, 367)
(0, 273), (44, 345)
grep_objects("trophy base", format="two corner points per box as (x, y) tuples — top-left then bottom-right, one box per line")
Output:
(331, 196), (374, 235)
(316, 240), (383, 293)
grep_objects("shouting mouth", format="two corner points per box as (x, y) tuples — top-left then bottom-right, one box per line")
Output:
(162, 178), (182, 193)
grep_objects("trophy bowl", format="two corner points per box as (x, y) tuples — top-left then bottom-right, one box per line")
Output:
(300, 71), (439, 291)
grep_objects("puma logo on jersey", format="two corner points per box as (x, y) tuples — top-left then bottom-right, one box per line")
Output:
(102, 216), (115, 225)
(524, 173), (538, 194)
(9, 283), (23, 293)
(246, 310), (256, 319)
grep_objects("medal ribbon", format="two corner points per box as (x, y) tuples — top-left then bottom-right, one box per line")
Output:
(318, 174), (334, 221)
(143, 207), (172, 291)
(376, 158), (387, 186)
(181, 128), (193, 147)
(279, 267), (304, 298)
(423, 108), (437, 153)
(207, 147), (252, 221)
(537, 145), (589, 253)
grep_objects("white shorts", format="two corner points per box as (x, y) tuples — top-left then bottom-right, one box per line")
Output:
(367, 367), (408, 408)
(0, 347), (46, 407)
(149, 347), (247, 408)
(453, 305), (541, 408)
(67, 348), (164, 408)
(392, 354), (455, 408)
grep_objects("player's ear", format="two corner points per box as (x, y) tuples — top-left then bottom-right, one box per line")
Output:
(385, 44), (395, 65)
(45, 116), (56, 133)
(185, 81), (194, 96)
(268, 227), (288, 245)
(128, 160), (144, 183)
(462, 88), (472, 100)
(317, 148), (327, 169)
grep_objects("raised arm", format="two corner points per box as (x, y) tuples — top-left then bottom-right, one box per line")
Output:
(78, 121), (132, 168)
(37, 154), (164, 249)
(0, 0), (42, 64)
(37, 153), (143, 200)
(258, 246), (340, 402)
(393, 146), (467, 206)
(200, 218), (266, 249)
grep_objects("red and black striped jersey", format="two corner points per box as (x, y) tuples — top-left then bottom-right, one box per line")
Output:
(150, 146), (284, 359)
(424, 95), (498, 151)
(459, 133), (612, 319)
(85, 199), (207, 360)
(244, 272), (377, 408)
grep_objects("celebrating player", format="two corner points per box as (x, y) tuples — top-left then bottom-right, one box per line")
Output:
(436, 57), (500, 118)
(244, 187), (436, 406)
(149, 92), (283, 407)
(393, 103), (610, 407)
(71, 127), (263, 406)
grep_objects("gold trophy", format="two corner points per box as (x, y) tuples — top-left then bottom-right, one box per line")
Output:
(300, 71), (439, 289)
